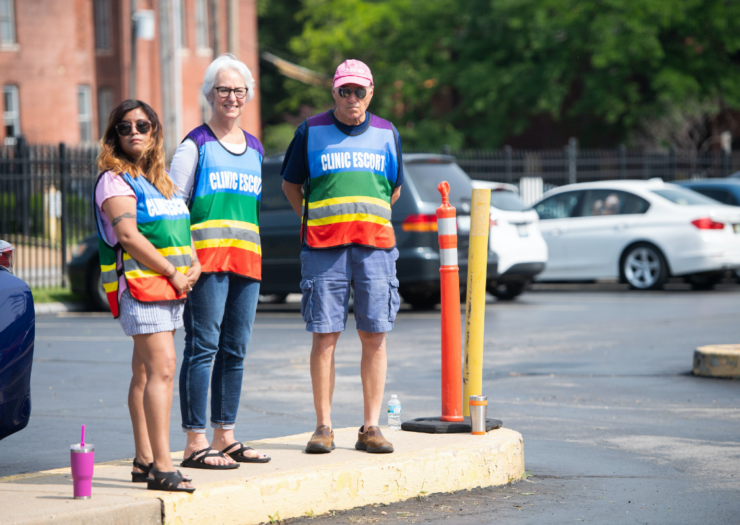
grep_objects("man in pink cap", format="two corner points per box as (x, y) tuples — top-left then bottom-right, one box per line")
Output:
(281, 60), (404, 454)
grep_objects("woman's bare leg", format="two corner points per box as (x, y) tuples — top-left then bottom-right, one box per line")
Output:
(133, 330), (192, 489)
(129, 346), (153, 472)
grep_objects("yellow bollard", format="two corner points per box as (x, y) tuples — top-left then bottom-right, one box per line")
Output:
(463, 188), (491, 417)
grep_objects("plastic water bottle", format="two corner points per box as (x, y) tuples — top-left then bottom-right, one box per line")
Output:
(387, 394), (401, 430)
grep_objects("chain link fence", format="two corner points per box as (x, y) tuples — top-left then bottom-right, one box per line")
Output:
(2, 139), (737, 288)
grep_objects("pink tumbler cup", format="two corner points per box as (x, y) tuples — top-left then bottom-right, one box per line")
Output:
(70, 443), (94, 499)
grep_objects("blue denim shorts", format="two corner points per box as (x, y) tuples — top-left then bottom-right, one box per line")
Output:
(300, 246), (401, 333)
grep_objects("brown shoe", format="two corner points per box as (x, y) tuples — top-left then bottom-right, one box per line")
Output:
(305, 425), (335, 454)
(355, 425), (394, 453)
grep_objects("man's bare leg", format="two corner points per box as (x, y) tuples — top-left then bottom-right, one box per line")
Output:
(310, 332), (340, 428)
(358, 330), (387, 430)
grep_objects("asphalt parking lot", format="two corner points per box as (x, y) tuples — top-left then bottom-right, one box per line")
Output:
(2, 283), (739, 524)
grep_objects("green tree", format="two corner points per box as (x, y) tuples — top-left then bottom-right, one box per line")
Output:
(282, 0), (740, 149)
(257, 0), (305, 152)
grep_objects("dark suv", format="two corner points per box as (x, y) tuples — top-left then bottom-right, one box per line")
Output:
(260, 154), (498, 308)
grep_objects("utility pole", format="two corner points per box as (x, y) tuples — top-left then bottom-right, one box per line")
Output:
(227, 0), (238, 55)
(130, 0), (137, 99)
(159, 0), (183, 160)
(211, 0), (220, 55)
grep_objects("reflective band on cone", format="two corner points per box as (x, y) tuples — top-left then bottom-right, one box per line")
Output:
(436, 181), (464, 423)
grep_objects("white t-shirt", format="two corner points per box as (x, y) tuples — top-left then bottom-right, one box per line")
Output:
(170, 137), (247, 201)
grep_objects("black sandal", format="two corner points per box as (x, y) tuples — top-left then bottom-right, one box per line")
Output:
(221, 442), (271, 464)
(180, 446), (240, 470)
(132, 458), (192, 483)
(146, 468), (195, 493)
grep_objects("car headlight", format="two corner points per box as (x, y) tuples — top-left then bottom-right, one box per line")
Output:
(73, 242), (88, 257)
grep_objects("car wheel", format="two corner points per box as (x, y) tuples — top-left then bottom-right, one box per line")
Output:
(400, 289), (439, 310)
(620, 243), (668, 290)
(488, 281), (528, 300)
(258, 293), (288, 304)
(88, 263), (109, 311)
(736, 269), (740, 284)
(685, 272), (723, 291)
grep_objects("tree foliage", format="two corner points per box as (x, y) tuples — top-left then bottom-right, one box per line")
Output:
(275, 0), (740, 149)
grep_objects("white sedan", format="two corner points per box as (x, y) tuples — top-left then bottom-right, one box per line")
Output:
(532, 179), (740, 290)
(472, 181), (548, 299)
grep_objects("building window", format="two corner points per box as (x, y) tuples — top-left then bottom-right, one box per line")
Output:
(97, 88), (114, 139)
(3, 85), (20, 145)
(0, 0), (16, 45)
(195, 0), (210, 49)
(179, 1), (187, 48)
(94, 0), (112, 50)
(77, 86), (93, 142)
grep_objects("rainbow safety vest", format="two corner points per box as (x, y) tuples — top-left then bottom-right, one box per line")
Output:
(93, 172), (192, 318)
(185, 124), (263, 280)
(303, 111), (400, 249)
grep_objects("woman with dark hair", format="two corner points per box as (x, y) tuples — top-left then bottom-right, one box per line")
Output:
(94, 99), (199, 493)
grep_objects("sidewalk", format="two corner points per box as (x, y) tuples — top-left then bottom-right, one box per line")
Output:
(0, 426), (524, 525)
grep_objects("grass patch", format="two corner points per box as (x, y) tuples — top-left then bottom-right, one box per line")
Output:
(31, 286), (86, 304)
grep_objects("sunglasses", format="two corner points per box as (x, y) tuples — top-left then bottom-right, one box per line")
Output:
(115, 120), (152, 136)
(214, 87), (248, 99)
(337, 86), (369, 99)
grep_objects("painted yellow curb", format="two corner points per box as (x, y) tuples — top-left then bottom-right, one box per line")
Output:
(693, 345), (740, 379)
(0, 427), (524, 525)
(158, 428), (524, 524)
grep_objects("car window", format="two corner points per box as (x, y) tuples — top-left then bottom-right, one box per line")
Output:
(534, 191), (582, 220)
(580, 190), (650, 217)
(404, 162), (473, 206)
(690, 188), (739, 206)
(490, 191), (529, 211)
(621, 192), (651, 214)
(261, 162), (292, 211)
(651, 187), (720, 206)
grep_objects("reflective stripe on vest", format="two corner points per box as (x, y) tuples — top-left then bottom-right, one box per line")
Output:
(93, 172), (192, 318)
(186, 124), (263, 279)
(304, 112), (399, 249)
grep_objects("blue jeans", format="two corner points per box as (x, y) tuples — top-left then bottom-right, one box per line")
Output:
(300, 246), (400, 333)
(179, 273), (260, 432)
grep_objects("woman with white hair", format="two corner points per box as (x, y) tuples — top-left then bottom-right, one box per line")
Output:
(171, 53), (269, 469)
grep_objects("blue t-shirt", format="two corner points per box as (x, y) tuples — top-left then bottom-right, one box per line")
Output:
(281, 110), (404, 187)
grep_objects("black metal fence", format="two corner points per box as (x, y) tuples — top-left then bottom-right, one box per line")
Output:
(2, 139), (738, 288)
(0, 139), (100, 288)
(450, 142), (738, 186)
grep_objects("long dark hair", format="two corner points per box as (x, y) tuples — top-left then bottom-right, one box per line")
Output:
(97, 99), (175, 198)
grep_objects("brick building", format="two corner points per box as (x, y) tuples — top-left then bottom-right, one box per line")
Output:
(0, 0), (261, 152)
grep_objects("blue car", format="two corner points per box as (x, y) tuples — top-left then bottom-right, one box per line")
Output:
(0, 241), (35, 441)
(675, 179), (740, 206)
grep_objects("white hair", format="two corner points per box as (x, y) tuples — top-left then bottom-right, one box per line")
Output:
(202, 53), (255, 107)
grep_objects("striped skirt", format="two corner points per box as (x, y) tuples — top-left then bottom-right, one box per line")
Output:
(119, 288), (185, 336)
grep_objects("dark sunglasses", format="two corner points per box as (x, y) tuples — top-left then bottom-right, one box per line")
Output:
(337, 86), (369, 99)
(115, 120), (152, 136)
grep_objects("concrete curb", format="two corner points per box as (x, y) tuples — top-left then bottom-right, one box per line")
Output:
(693, 345), (740, 379)
(1, 426), (524, 525)
(34, 302), (87, 315)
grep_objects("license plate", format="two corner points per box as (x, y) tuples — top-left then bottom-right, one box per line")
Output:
(457, 215), (471, 234)
(517, 224), (529, 237)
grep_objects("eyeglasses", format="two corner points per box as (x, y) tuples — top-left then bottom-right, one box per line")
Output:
(214, 87), (248, 99)
(115, 120), (152, 136)
(337, 86), (369, 99)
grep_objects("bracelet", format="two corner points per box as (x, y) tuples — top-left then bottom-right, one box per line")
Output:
(165, 263), (177, 279)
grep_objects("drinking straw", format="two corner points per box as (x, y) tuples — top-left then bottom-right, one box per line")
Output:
(80, 425), (85, 447)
